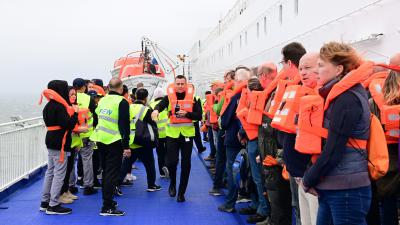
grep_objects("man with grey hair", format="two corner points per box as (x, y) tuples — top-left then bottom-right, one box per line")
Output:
(218, 66), (251, 214)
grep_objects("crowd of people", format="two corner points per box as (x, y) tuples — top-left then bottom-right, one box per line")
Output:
(37, 41), (399, 225)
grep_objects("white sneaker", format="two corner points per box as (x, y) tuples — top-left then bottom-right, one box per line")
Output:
(125, 173), (137, 181)
(66, 191), (78, 200)
(58, 193), (74, 204)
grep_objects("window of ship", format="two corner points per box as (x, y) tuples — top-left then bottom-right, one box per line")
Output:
(256, 22), (260, 38)
(294, 0), (299, 15)
(245, 31), (248, 45)
(279, 4), (283, 24)
(240, 35), (242, 48)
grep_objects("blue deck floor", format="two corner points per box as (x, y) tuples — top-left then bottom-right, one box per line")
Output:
(0, 143), (252, 225)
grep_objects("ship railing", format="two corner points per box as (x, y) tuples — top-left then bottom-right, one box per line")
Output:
(0, 117), (46, 192)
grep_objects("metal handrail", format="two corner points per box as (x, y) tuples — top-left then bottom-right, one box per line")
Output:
(0, 116), (43, 128)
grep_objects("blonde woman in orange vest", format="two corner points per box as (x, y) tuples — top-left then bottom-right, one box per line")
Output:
(301, 42), (371, 225)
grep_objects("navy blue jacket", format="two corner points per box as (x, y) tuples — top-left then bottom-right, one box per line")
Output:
(220, 93), (242, 148)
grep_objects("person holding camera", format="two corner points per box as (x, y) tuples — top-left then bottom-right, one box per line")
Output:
(151, 75), (202, 202)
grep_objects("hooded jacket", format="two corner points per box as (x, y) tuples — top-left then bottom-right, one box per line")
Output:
(43, 80), (78, 151)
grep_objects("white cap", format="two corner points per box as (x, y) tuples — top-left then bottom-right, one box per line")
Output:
(153, 87), (165, 99)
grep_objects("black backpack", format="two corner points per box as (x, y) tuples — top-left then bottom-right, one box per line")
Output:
(132, 105), (157, 148)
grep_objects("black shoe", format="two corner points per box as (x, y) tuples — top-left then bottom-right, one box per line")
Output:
(69, 186), (78, 194)
(39, 202), (49, 212)
(115, 186), (123, 196)
(112, 200), (118, 208)
(45, 204), (72, 215)
(162, 167), (169, 179)
(83, 186), (98, 195)
(198, 147), (206, 154)
(239, 206), (257, 215)
(177, 194), (185, 202)
(168, 185), (176, 197)
(247, 213), (267, 224)
(93, 180), (102, 189)
(208, 187), (223, 196)
(218, 204), (235, 213)
(99, 208), (125, 216)
(121, 180), (133, 187)
(147, 184), (162, 192)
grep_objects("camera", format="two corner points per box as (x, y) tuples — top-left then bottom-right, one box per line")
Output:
(175, 104), (180, 117)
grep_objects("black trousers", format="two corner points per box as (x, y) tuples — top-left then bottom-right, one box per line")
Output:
(77, 153), (83, 179)
(92, 148), (101, 184)
(120, 146), (156, 187)
(98, 141), (123, 210)
(156, 138), (167, 175)
(267, 178), (292, 225)
(61, 149), (76, 194)
(193, 122), (204, 151)
(166, 135), (193, 195)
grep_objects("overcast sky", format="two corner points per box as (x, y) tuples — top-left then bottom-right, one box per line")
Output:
(0, 0), (234, 95)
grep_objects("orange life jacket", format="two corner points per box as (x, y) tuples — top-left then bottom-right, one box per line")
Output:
(236, 88), (259, 140)
(220, 81), (247, 116)
(369, 78), (400, 143)
(362, 71), (388, 89)
(271, 85), (315, 133)
(246, 90), (267, 125)
(264, 67), (301, 118)
(296, 61), (375, 154)
(92, 84), (106, 96)
(167, 83), (195, 124)
(295, 61), (389, 180)
(39, 89), (76, 163)
(205, 94), (218, 124)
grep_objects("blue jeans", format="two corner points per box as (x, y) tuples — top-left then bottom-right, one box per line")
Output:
(247, 140), (270, 216)
(213, 130), (227, 188)
(317, 185), (371, 225)
(223, 146), (241, 208)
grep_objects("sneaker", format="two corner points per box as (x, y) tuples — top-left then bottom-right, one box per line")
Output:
(236, 195), (252, 204)
(162, 167), (169, 179)
(58, 193), (74, 204)
(147, 185), (162, 192)
(121, 180), (133, 186)
(218, 204), (235, 213)
(39, 202), (49, 212)
(115, 186), (123, 196)
(209, 187), (223, 196)
(198, 147), (207, 154)
(97, 171), (102, 180)
(46, 204), (72, 215)
(99, 208), (125, 216)
(238, 206), (257, 215)
(83, 187), (98, 195)
(204, 155), (215, 161)
(69, 186), (78, 194)
(160, 174), (166, 178)
(125, 173), (137, 181)
(112, 200), (118, 208)
(66, 191), (79, 200)
(247, 214), (267, 224)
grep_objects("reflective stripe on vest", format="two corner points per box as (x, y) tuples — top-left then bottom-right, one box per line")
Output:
(89, 95), (123, 144)
(271, 85), (315, 134)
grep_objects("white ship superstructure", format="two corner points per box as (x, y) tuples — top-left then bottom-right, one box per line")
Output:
(188, 0), (400, 93)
